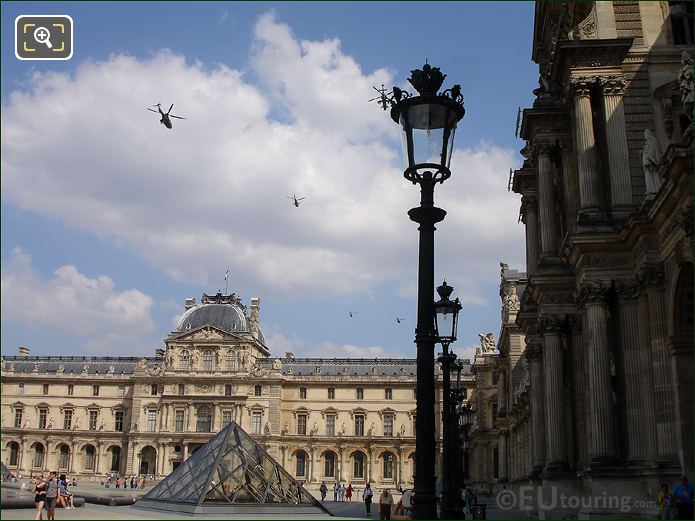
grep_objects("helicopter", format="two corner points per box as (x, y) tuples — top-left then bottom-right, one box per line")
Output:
(287, 194), (306, 207)
(147, 103), (186, 129)
(348, 311), (358, 318)
(396, 317), (404, 324)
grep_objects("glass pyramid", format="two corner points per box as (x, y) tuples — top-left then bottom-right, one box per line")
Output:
(136, 421), (330, 516)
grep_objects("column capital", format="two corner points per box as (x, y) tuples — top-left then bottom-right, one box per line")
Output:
(537, 314), (564, 334)
(520, 194), (538, 213)
(567, 76), (596, 98)
(614, 279), (642, 301)
(531, 141), (554, 157)
(558, 136), (574, 151)
(638, 262), (665, 288)
(598, 76), (626, 96)
(575, 280), (611, 306)
(567, 314), (582, 333)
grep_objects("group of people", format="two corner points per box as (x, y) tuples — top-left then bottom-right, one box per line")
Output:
(105, 473), (143, 489)
(320, 481), (356, 502)
(375, 487), (413, 520)
(32, 472), (75, 520)
(659, 476), (694, 520)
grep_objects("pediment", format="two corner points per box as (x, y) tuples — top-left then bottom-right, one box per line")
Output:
(168, 325), (240, 343)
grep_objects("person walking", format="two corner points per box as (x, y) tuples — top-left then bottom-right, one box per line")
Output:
(33, 476), (46, 520)
(346, 483), (354, 502)
(320, 482), (328, 502)
(364, 484), (374, 516)
(401, 489), (413, 516)
(659, 483), (673, 520)
(44, 472), (59, 521)
(673, 476), (694, 520)
(379, 489), (394, 520)
(333, 482), (339, 501)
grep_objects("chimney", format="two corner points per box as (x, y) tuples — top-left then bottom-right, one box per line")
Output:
(285, 352), (294, 360)
(250, 298), (260, 340)
(18, 346), (30, 357)
(185, 297), (195, 310)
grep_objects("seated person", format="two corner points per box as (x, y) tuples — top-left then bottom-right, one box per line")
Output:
(58, 475), (75, 509)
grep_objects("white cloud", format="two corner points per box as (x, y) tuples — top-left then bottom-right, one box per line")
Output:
(1, 13), (524, 306)
(1, 248), (156, 354)
(262, 329), (402, 359)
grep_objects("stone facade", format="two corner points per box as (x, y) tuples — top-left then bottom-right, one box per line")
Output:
(502, 2), (693, 518)
(1, 291), (475, 496)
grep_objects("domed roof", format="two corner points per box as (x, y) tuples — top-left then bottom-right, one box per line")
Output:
(175, 292), (252, 335)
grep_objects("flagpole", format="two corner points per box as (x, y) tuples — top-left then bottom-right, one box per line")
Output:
(225, 269), (229, 294)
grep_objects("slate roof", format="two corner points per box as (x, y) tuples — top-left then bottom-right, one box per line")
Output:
(257, 357), (473, 376)
(1, 356), (162, 374)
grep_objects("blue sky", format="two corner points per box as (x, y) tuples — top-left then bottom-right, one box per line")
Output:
(1, 1), (536, 361)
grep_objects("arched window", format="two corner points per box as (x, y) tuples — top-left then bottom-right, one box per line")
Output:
(197, 406), (212, 433)
(295, 451), (307, 477)
(225, 384), (232, 396)
(58, 445), (69, 469)
(8, 442), (19, 466)
(110, 446), (121, 471)
(84, 445), (95, 470)
(353, 452), (364, 479)
(382, 452), (394, 479)
(179, 350), (190, 371)
(324, 451), (336, 478)
(225, 350), (237, 371)
(33, 444), (45, 468)
(203, 350), (214, 372)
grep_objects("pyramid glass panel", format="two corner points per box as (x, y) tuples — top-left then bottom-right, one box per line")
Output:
(137, 421), (330, 515)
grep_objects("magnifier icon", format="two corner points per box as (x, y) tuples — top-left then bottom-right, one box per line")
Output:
(33, 26), (53, 49)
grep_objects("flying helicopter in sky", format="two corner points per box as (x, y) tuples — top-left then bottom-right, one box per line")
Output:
(287, 194), (306, 207)
(348, 311), (358, 318)
(396, 317), (404, 324)
(147, 103), (186, 129)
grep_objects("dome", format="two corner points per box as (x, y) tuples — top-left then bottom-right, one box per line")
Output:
(175, 292), (253, 335)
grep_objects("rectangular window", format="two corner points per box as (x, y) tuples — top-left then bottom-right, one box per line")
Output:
(254, 385), (262, 397)
(328, 388), (335, 399)
(297, 414), (307, 435)
(147, 410), (157, 432)
(356, 388), (364, 400)
(178, 384), (185, 396)
(63, 409), (73, 430)
(14, 409), (23, 428)
(115, 411), (124, 432)
(670, 1), (694, 45)
(151, 384), (158, 396)
(18, 383), (24, 395)
(38, 409), (48, 429)
(118, 385), (125, 397)
(326, 414), (335, 436)
(492, 403), (498, 422)
(354, 414), (365, 436)
(92, 385), (99, 397)
(385, 388), (392, 400)
(222, 410), (232, 426)
(252, 412), (262, 434)
(89, 410), (98, 431)
(300, 387), (307, 399)
(493, 447), (500, 479)
(175, 410), (184, 432)
(67, 384), (74, 396)
(384, 414), (394, 437)
(412, 415), (417, 436)
(43, 384), (49, 395)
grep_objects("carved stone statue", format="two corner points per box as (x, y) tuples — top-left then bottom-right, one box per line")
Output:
(264, 419), (271, 435)
(642, 129), (663, 197)
(165, 350), (173, 367)
(215, 351), (222, 367)
(283, 421), (289, 435)
(273, 358), (282, 370)
(56, 364), (65, 373)
(81, 365), (89, 374)
(679, 51), (694, 138)
(32, 363), (39, 372)
(400, 423), (406, 436)
(47, 418), (53, 429)
(107, 365), (115, 374)
(310, 422), (318, 435)
(367, 422), (374, 437)
(137, 358), (148, 370)
(478, 333), (497, 354)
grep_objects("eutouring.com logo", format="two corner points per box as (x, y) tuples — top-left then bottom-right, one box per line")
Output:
(496, 487), (657, 513)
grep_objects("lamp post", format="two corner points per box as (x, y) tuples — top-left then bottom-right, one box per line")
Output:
(378, 63), (464, 520)
(434, 281), (462, 520)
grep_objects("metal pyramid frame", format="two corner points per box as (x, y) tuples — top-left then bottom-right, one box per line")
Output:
(135, 421), (331, 516)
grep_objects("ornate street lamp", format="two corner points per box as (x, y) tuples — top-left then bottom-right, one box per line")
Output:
(434, 280), (462, 519)
(376, 62), (464, 520)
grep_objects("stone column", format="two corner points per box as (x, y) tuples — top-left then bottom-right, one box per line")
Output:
(616, 280), (657, 462)
(18, 439), (25, 474)
(526, 340), (546, 471)
(311, 446), (319, 483)
(338, 447), (345, 482)
(94, 441), (101, 476)
(367, 448), (373, 483)
(187, 403), (195, 432)
(538, 314), (568, 469)
(600, 77), (633, 217)
(639, 264), (677, 458)
(499, 432), (509, 481)
(497, 366), (507, 416)
(398, 448), (405, 486)
(43, 440), (51, 472)
(126, 441), (137, 474)
(535, 144), (559, 257)
(521, 195), (539, 276)
(560, 139), (580, 234)
(568, 316), (590, 466)
(182, 443), (189, 462)
(576, 281), (616, 462)
(68, 441), (75, 473)
(213, 402), (221, 432)
(569, 77), (603, 219)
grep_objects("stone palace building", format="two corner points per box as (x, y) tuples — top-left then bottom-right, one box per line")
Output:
(472, 1), (693, 518)
(1, 291), (476, 495)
